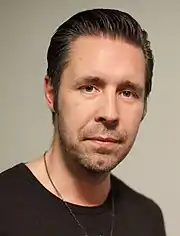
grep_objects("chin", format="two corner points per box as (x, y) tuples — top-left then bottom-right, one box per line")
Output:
(79, 154), (124, 173)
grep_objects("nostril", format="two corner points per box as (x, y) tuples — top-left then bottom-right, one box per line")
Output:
(95, 116), (106, 122)
(95, 116), (119, 129)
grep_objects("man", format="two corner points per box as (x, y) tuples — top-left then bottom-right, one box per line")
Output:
(0, 8), (166, 236)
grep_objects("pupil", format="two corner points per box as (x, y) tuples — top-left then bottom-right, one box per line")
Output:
(86, 86), (93, 92)
(124, 91), (130, 96)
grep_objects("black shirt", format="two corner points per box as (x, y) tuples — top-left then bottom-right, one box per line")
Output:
(0, 164), (166, 236)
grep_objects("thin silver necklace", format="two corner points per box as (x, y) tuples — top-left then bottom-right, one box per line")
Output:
(43, 151), (115, 236)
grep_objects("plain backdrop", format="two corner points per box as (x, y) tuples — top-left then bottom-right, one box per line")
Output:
(0, 0), (179, 235)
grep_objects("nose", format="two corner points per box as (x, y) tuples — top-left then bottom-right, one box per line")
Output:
(95, 92), (119, 129)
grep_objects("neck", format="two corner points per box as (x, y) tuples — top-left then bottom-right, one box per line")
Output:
(44, 138), (111, 207)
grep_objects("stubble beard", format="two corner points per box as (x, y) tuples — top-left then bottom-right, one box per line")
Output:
(55, 111), (134, 176)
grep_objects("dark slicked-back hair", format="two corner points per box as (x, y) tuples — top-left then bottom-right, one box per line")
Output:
(46, 8), (154, 123)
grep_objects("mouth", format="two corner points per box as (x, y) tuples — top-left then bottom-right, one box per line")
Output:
(85, 136), (120, 145)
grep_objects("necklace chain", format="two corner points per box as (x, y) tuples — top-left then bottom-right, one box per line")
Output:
(43, 151), (115, 236)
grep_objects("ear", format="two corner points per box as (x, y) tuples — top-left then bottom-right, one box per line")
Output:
(141, 100), (147, 121)
(44, 76), (54, 112)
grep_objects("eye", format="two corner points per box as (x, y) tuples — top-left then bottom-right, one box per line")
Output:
(121, 90), (137, 99)
(80, 85), (98, 93)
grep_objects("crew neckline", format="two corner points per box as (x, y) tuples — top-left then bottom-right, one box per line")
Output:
(17, 163), (117, 215)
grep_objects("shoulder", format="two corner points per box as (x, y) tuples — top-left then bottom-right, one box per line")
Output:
(111, 175), (166, 235)
(111, 174), (165, 221)
(0, 163), (25, 179)
(0, 164), (34, 233)
(0, 163), (29, 193)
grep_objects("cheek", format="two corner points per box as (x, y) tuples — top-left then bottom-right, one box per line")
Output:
(121, 104), (144, 134)
(59, 96), (96, 136)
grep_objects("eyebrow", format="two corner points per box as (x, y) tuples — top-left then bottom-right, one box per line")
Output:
(118, 80), (144, 96)
(74, 76), (144, 95)
(74, 76), (105, 87)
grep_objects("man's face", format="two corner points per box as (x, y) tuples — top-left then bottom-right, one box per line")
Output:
(56, 36), (146, 173)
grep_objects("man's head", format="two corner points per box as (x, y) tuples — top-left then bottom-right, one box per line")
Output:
(45, 8), (154, 173)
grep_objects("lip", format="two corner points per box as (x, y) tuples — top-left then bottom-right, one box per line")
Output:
(86, 136), (119, 143)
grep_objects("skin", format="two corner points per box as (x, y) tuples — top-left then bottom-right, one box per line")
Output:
(27, 35), (146, 206)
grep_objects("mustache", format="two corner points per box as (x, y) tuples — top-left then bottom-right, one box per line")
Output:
(80, 126), (127, 143)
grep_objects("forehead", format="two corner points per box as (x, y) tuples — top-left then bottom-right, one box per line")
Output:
(63, 36), (146, 87)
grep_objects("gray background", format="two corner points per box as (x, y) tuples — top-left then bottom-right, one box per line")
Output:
(0, 0), (179, 235)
